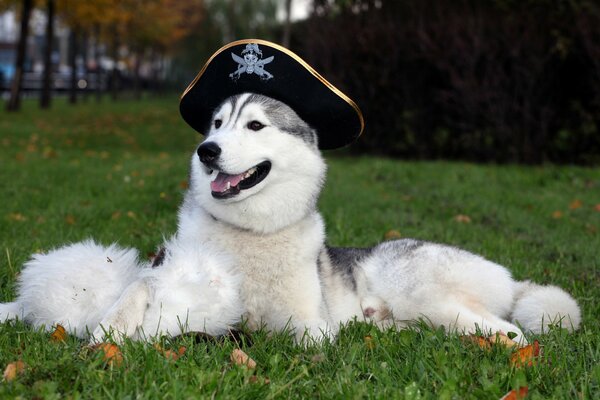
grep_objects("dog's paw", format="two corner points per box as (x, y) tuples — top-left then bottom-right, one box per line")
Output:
(295, 320), (335, 346)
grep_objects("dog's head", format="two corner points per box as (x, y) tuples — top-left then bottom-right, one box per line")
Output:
(188, 93), (327, 233)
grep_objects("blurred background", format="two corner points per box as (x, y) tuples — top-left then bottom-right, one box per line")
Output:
(1, 0), (599, 164)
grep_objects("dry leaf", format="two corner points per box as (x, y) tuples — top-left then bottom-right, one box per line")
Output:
(93, 343), (123, 366)
(461, 335), (491, 350)
(500, 386), (529, 400)
(7, 213), (27, 222)
(364, 335), (376, 350)
(65, 215), (76, 225)
(594, 204), (600, 212)
(3, 361), (26, 382)
(384, 230), (402, 240)
(569, 199), (582, 210)
(551, 211), (563, 219)
(50, 324), (67, 342)
(454, 214), (472, 223)
(230, 349), (256, 369)
(155, 344), (187, 362)
(510, 340), (540, 368)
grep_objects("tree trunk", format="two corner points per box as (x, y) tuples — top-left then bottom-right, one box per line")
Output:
(93, 24), (102, 102)
(40, 0), (55, 109)
(282, 0), (293, 48)
(133, 50), (141, 100)
(68, 28), (78, 104)
(81, 33), (89, 102)
(111, 28), (119, 101)
(6, 0), (33, 112)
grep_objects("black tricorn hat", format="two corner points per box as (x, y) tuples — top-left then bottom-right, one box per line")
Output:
(179, 39), (364, 150)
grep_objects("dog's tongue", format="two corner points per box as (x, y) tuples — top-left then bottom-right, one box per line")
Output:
(211, 172), (245, 192)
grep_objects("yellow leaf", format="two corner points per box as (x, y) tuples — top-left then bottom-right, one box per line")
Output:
(230, 349), (256, 369)
(364, 334), (376, 350)
(7, 213), (27, 222)
(50, 324), (67, 343)
(460, 335), (491, 350)
(2, 361), (26, 382)
(65, 215), (76, 225)
(454, 214), (472, 223)
(384, 230), (402, 240)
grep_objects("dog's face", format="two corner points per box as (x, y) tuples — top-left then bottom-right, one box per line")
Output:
(188, 93), (327, 233)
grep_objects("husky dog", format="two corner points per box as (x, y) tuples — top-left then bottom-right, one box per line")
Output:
(0, 239), (242, 342)
(180, 92), (581, 343)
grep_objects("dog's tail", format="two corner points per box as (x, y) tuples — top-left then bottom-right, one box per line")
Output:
(0, 302), (22, 322)
(511, 280), (581, 334)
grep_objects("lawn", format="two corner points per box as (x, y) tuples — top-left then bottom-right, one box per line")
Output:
(0, 96), (598, 398)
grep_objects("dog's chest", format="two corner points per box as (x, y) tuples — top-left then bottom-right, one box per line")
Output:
(208, 214), (325, 326)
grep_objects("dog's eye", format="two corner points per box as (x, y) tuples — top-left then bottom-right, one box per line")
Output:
(247, 121), (265, 131)
(214, 119), (222, 129)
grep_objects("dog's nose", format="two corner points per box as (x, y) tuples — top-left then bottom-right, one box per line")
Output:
(197, 142), (222, 165)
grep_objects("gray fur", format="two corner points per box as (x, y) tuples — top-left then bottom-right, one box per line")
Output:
(212, 93), (318, 146)
(325, 246), (373, 291)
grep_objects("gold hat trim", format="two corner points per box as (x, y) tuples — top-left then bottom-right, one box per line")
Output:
(180, 38), (365, 138)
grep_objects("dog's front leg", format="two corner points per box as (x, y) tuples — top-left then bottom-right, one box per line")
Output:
(90, 279), (150, 344)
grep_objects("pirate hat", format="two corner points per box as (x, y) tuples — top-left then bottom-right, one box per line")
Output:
(179, 39), (364, 150)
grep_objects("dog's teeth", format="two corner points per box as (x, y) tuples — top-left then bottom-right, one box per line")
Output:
(244, 167), (257, 179)
(226, 182), (231, 190)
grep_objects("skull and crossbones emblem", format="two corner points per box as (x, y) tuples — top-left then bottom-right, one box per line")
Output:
(229, 43), (274, 81)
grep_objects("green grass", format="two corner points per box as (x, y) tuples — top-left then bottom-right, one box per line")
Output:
(0, 96), (598, 398)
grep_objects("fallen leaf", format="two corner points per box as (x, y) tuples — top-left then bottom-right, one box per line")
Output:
(93, 343), (123, 366)
(50, 324), (67, 342)
(364, 335), (376, 350)
(180, 180), (189, 189)
(510, 340), (541, 368)
(7, 213), (27, 222)
(551, 211), (563, 219)
(500, 386), (529, 400)
(569, 199), (582, 210)
(65, 215), (76, 225)
(384, 230), (402, 240)
(3, 361), (26, 382)
(461, 335), (491, 350)
(454, 214), (472, 223)
(594, 204), (600, 212)
(230, 349), (256, 369)
(154, 344), (187, 362)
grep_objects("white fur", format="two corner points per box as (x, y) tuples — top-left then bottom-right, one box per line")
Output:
(0, 240), (243, 341)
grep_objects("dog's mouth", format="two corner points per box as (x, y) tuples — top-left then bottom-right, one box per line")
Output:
(210, 161), (271, 199)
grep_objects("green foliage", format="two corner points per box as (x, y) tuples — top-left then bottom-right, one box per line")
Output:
(0, 97), (598, 397)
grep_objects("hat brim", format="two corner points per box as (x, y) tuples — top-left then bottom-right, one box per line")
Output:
(179, 39), (364, 150)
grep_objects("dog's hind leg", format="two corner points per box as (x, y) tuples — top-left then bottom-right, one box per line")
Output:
(431, 303), (527, 344)
(0, 302), (22, 322)
(91, 279), (150, 344)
